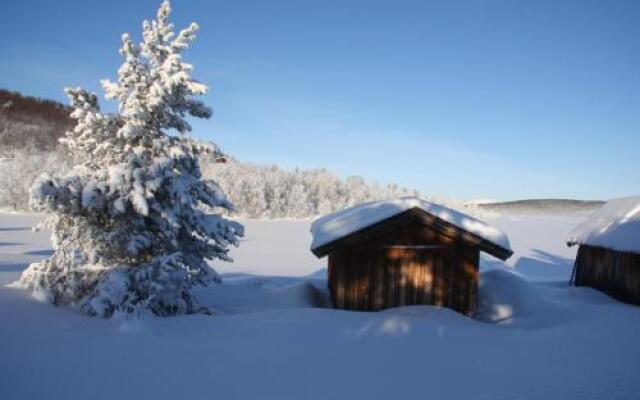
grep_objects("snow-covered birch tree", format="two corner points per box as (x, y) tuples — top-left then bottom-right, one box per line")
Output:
(15, 1), (243, 317)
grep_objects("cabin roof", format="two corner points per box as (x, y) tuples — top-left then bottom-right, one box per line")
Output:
(310, 197), (512, 260)
(566, 196), (640, 254)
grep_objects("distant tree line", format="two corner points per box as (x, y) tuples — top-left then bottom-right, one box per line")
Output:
(202, 160), (420, 218)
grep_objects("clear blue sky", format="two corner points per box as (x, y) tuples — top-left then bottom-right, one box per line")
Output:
(1, 0), (639, 201)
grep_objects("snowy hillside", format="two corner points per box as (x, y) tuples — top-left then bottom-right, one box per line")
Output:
(1, 212), (640, 399)
(479, 199), (604, 214)
(0, 149), (423, 217)
(0, 86), (423, 218)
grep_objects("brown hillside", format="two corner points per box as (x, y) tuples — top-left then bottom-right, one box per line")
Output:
(0, 89), (73, 152)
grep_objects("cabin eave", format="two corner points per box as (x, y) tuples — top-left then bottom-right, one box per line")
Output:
(312, 207), (512, 260)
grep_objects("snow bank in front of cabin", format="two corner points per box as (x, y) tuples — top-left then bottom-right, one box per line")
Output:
(566, 195), (640, 254)
(310, 197), (511, 252)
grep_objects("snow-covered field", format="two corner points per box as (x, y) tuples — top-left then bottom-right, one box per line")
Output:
(1, 212), (640, 400)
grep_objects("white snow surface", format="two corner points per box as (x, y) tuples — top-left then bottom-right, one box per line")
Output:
(310, 197), (511, 253)
(566, 195), (640, 253)
(1, 212), (640, 400)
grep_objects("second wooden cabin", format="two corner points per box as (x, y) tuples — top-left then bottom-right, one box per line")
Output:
(310, 197), (513, 316)
(567, 196), (640, 305)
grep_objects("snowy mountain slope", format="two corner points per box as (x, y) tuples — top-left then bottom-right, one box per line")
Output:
(1, 212), (640, 399)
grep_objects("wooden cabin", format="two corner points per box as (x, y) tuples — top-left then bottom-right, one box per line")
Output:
(567, 196), (640, 305)
(310, 198), (513, 316)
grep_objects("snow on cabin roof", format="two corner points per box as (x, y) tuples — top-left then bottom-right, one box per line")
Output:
(566, 196), (640, 254)
(310, 197), (511, 255)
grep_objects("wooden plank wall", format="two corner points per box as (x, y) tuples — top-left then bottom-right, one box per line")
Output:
(327, 222), (480, 316)
(573, 245), (640, 305)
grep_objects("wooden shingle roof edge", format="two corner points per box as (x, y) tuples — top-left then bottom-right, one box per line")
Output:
(311, 206), (514, 261)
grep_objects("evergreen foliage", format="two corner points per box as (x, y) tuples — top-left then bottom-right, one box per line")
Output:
(16, 1), (242, 317)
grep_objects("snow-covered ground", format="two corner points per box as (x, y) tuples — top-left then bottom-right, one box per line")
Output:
(1, 212), (640, 400)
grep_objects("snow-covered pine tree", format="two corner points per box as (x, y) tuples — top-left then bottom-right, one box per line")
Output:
(15, 1), (243, 317)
